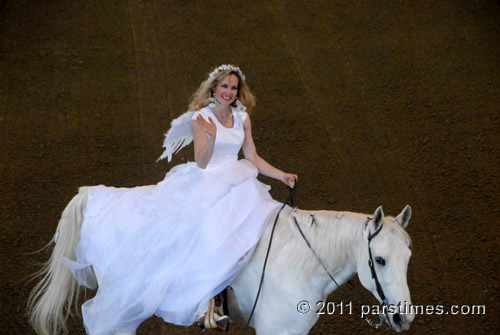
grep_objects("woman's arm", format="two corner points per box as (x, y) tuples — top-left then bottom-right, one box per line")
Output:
(192, 114), (217, 169)
(241, 115), (297, 187)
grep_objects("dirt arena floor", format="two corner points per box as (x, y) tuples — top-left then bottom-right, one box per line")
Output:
(1, 1), (499, 334)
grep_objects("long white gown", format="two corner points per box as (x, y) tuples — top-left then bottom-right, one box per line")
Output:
(66, 106), (281, 334)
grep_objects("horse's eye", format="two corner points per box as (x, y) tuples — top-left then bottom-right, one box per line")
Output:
(375, 257), (386, 266)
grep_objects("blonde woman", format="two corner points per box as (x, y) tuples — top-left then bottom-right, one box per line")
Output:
(29, 64), (297, 335)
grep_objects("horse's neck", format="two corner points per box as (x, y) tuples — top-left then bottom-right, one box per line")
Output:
(272, 208), (366, 296)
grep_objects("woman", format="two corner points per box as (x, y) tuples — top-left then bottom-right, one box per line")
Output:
(30, 64), (297, 335)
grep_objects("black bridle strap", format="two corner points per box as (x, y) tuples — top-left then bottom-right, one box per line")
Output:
(368, 243), (387, 303)
(366, 219), (394, 330)
(367, 221), (387, 303)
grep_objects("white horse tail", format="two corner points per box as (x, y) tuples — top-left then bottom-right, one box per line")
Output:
(28, 187), (89, 335)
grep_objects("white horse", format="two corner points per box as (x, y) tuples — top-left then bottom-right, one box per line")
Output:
(28, 187), (414, 335)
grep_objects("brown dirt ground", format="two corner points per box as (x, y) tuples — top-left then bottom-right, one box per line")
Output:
(1, 0), (499, 334)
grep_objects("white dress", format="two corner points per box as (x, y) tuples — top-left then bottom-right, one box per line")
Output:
(67, 107), (281, 334)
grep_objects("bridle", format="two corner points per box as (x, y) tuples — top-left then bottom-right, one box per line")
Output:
(242, 184), (394, 334)
(365, 217), (393, 330)
(366, 218), (387, 304)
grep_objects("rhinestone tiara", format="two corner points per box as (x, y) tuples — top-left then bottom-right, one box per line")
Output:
(208, 64), (246, 81)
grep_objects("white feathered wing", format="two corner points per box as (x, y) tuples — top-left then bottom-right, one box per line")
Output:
(157, 111), (195, 162)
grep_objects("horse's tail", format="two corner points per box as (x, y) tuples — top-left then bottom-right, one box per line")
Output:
(27, 187), (89, 335)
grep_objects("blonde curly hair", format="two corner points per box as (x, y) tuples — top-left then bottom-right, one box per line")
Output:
(188, 65), (256, 112)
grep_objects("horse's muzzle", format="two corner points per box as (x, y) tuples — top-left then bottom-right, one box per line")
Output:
(391, 311), (414, 332)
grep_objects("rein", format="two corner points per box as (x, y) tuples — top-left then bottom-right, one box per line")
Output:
(241, 185), (294, 335)
(242, 183), (394, 333)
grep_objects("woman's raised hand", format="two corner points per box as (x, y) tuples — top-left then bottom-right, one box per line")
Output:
(196, 115), (217, 138)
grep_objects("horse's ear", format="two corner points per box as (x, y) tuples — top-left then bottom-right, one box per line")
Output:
(373, 206), (384, 230)
(396, 205), (412, 228)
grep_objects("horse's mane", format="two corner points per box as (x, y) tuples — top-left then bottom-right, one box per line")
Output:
(263, 209), (365, 285)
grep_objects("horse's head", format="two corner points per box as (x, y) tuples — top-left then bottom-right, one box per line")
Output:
(357, 205), (414, 332)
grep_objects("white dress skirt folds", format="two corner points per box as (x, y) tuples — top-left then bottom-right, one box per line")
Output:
(65, 107), (281, 334)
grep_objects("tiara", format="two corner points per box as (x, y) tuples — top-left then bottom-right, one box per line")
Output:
(208, 64), (246, 81)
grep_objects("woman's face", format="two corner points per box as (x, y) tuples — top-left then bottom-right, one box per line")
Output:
(213, 74), (239, 106)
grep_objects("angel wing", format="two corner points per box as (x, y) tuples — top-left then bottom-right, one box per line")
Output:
(157, 111), (195, 162)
